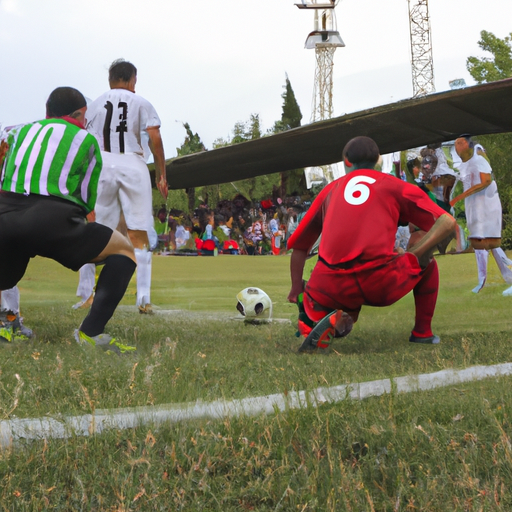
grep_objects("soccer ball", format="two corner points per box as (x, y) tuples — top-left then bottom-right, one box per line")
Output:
(236, 287), (273, 322)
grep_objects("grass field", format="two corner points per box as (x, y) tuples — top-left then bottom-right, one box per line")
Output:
(1, 252), (512, 510)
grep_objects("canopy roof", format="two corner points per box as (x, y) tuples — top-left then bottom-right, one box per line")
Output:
(157, 78), (512, 190)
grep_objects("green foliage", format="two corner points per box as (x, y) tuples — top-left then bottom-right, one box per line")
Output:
(199, 114), (280, 207)
(152, 187), (188, 213)
(272, 75), (306, 197)
(467, 30), (512, 83)
(272, 74), (303, 132)
(176, 122), (206, 157)
(231, 114), (262, 144)
(161, 77), (307, 214)
(175, 123), (207, 212)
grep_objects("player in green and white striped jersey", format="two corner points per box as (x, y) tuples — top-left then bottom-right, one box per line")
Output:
(0, 87), (138, 353)
(1, 118), (101, 209)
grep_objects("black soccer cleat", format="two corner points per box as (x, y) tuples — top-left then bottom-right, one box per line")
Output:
(409, 333), (440, 344)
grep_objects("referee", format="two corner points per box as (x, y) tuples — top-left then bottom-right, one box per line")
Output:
(0, 87), (137, 353)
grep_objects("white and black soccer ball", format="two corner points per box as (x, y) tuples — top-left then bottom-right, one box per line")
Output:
(236, 287), (273, 322)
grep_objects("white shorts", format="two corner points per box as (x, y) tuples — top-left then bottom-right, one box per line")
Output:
(465, 183), (502, 239)
(95, 152), (153, 232)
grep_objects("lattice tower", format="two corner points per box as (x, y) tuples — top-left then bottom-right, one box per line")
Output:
(408, 0), (435, 97)
(311, 44), (336, 122)
(296, 1), (344, 185)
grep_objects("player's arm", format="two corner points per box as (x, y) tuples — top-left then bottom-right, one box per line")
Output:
(450, 172), (491, 207)
(286, 194), (325, 303)
(0, 140), (8, 168)
(147, 126), (168, 200)
(288, 248), (308, 303)
(407, 213), (456, 268)
(0, 128), (10, 167)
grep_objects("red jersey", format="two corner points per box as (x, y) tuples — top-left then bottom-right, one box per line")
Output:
(288, 170), (448, 271)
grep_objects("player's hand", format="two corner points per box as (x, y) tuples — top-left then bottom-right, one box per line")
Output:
(287, 292), (299, 304)
(287, 282), (304, 303)
(158, 175), (168, 200)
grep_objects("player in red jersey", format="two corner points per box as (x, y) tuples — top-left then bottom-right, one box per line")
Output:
(287, 136), (456, 353)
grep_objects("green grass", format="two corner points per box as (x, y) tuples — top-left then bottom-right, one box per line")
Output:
(1, 252), (512, 510)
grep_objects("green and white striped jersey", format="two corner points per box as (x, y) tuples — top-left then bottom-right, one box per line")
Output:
(0, 119), (102, 212)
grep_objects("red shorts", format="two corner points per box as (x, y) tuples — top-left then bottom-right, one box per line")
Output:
(304, 253), (427, 321)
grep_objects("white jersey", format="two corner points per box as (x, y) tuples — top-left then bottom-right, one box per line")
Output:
(432, 147), (456, 178)
(459, 148), (502, 238)
(86, 89), (160, 160)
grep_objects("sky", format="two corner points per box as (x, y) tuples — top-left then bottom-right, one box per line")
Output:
(0, 0), (510, 157)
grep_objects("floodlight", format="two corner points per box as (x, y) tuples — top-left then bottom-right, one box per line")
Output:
(305, 30), (345, 49)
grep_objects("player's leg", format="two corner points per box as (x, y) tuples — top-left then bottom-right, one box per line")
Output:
(0, 249), (31, 343)
(469, 238), (501, 293)
(93, 152), (123, 231)
(128, 229), (153, 313)
(0, 286), (32, 338)
(472, 249), (489, 293)
(493, 247), (512, 266)
(1, 286), (19, 312)
(410, 258), (440, 343)
(73, 264), (96, 309)
(298, 306), (355, 353)
(116, 154), (154, 313)
(0, 199), (33, 343)
(297, 270), (360, 353)
(34, 199), (135, 352)
(77, 230), (136, 351)
(490, 247), (512, 284)
(346, 253), (440, 344)
(76, 152), (122, 310)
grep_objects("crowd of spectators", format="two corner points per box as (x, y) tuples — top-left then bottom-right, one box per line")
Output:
(153, 194), (310, 256)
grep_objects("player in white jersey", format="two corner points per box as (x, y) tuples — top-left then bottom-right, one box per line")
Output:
(450, 136), (512, 294)
(76, 59), (168, 314)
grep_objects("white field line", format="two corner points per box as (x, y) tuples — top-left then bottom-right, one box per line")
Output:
(2, 362), (512, 449)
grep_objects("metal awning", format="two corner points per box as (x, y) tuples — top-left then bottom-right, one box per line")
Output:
(154, 78), (512, 190)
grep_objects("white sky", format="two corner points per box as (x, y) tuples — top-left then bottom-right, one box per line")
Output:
(0, 0), (511, 156)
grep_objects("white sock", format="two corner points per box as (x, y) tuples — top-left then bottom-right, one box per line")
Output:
(493, 247), (512, 266)
(491, 248), (512, 284)
(455, 225), (467, 253)
(135, 248), (152, 306)
(76, 264), (96, 302)
(472, 249), (488, 293)
(1, 286), (20, 313)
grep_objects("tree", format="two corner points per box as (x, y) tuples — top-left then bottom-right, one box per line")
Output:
(272, 75), (306, 198)
(273, 74), (303, 132)
(176, 123), (206, 213)
(231, 114), (262, 145)
(208, 115), (281, 205)
(467, 30), (512, 84)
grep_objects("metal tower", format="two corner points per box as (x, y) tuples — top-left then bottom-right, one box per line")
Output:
(296, 0), (344, 186)
(408, 0), (435, 97)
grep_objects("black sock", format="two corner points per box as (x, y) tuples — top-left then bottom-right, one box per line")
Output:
(80, 255), (136, 337)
